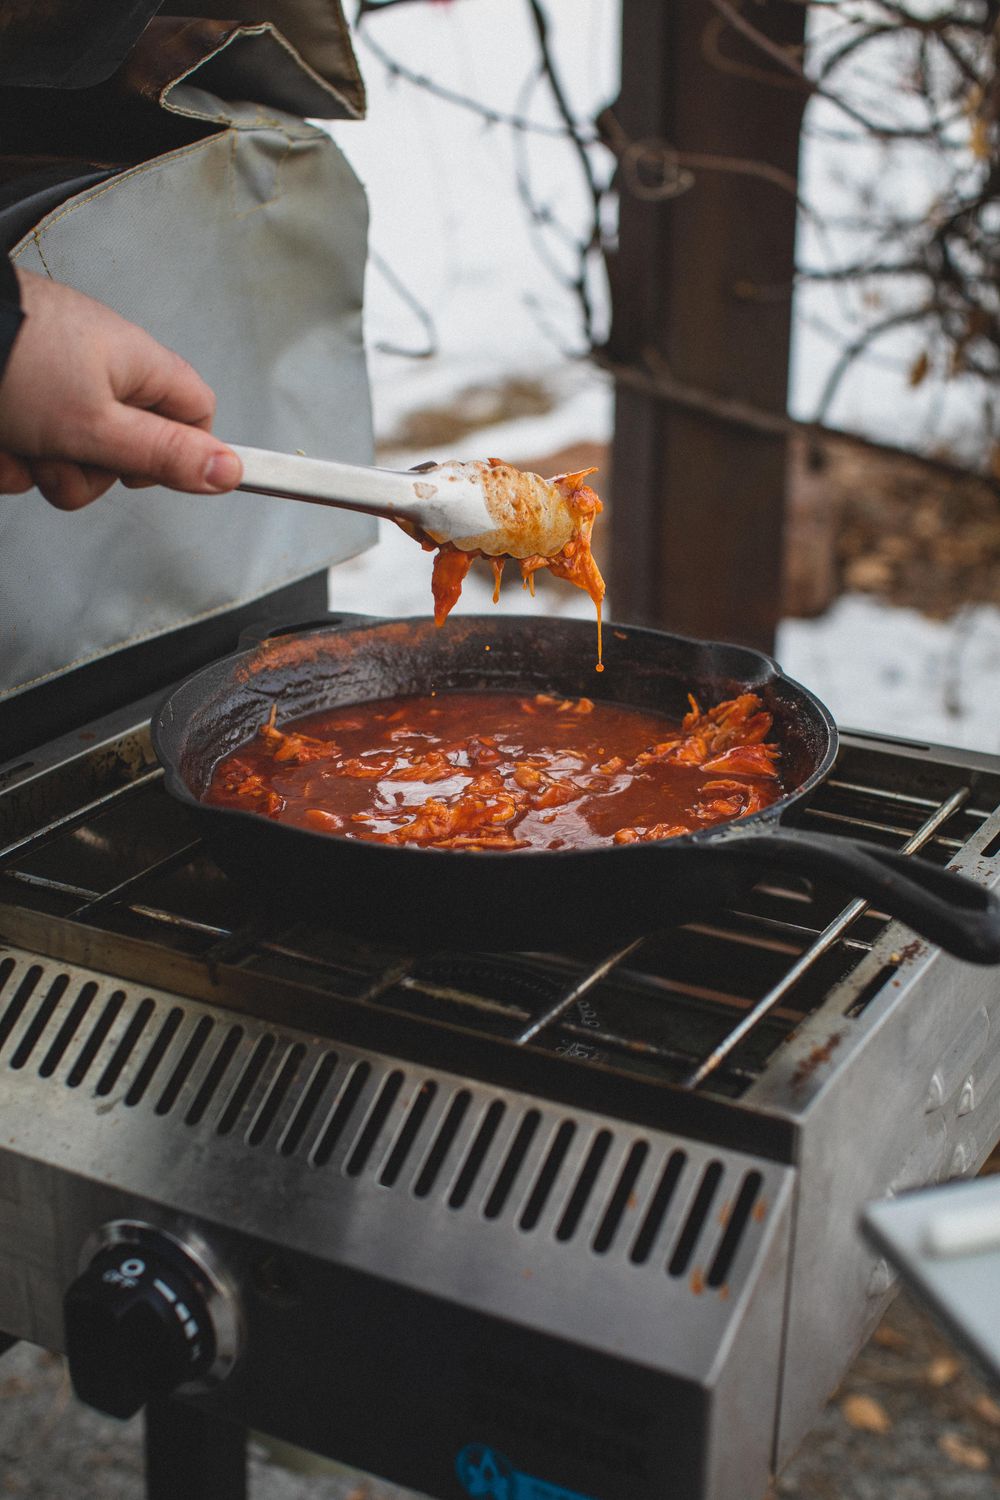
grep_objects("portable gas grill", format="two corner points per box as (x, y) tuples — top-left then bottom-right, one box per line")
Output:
(1, 691), (999, 1500)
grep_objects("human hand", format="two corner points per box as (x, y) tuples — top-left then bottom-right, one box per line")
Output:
(0, 268), (243, 509)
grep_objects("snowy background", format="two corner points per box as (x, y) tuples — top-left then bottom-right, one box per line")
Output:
(321, 0), (1000, 756)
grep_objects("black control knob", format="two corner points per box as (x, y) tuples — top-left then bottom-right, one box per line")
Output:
(64, 1225), (236, 1419)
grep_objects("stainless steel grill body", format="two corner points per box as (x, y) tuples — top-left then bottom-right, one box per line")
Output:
(1, 699), (999, 1500)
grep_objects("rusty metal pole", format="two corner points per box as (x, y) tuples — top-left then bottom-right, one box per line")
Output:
(606, 0), (808, 651)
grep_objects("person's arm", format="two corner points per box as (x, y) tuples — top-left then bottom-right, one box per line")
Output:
(0, 266), (242, 509)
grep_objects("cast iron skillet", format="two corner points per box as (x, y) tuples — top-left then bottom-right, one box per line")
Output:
(152, 613), (1000, 962)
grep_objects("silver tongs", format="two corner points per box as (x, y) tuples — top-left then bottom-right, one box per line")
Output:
(229, 444), (576, 559)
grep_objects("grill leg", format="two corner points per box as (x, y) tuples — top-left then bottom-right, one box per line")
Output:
(145, 1398), (247, 1500)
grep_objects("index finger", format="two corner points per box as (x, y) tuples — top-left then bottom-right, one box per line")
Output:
(124, 339), (218, 431)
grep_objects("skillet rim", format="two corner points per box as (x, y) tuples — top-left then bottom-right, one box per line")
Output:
(151, 614), (840, 862)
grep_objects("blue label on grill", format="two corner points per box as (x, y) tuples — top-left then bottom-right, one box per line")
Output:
(455, 1444), (598, 1500)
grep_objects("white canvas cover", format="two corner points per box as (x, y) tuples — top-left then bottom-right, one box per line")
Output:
(1, 21), (376, 702)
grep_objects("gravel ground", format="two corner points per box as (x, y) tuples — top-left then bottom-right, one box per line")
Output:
(0, 1291), (996, 1499)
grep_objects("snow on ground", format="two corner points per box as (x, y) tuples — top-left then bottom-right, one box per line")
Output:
(324, 2), (1000, 759)
(777, 599), (1000, 754)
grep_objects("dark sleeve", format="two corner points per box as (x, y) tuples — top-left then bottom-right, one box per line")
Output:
(0, 255), (24, 381)
(0, 1), (164, 90)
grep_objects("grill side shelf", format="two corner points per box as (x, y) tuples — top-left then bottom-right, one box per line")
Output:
(0, 945), (793, 1382)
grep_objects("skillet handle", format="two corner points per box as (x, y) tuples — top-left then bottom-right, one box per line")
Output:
(723, 829), (1000, 965)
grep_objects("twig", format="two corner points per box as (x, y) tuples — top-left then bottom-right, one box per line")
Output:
(596, 347), (1000, 493)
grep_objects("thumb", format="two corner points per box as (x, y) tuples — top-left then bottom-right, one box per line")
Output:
(98, 405), (243, 493)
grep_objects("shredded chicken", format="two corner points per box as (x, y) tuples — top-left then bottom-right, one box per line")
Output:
(417, 464), (607, 668)
(207, 690), (784, 851)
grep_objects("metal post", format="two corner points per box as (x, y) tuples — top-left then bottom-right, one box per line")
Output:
(145, 1398), (247, 1500)
(607, 0), (808, 650)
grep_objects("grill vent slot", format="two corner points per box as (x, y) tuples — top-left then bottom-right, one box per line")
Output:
(707, 1170), (763, 1287)
(555, 1128), (613, 1242)
(184, 1025), (244, 1126)
(484, 1110), (541, 1220)
(216, 1034), (276, 1135)
(414, 1089), (472, 1198)
(310, 1061), (371, 1166)
(379, 1079), (437, 1186)
(0, 963), (42, 1055)
(95, 998), (156, 1097)
(630, 1150), (686, 1264)
(519, 1119), (576, 1231)
(448, 1098), (504, 1208)
(668, 1160), (724, 1276)
(592, 1140), (650, 1254)
(156, 1015), (213, 1115)
(279, 1051), (338, 1156)
(248, 1043), (307, 1147)
(125, 1007), (184, 1105)
(0, 955), (775, 1292)
(66, 991), (126, 1089)
(39, 982), (99, 1078)
(844, 964), (898, 1020)
(10, 973), (69, 1070)
(346, 1069), (405, 1177)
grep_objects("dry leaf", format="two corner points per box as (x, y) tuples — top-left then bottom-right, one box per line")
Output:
(908, 350), (930, 388)
(972, 1394), (1000, 1427)
(970, 117), (991, 161)
(938, 1431), (990, 1471)
(872, 1323), (908, 1351)
(926, 1355), (961, 1387)
(845, 555), (893, 592)
(841, 1393), (892, 1434)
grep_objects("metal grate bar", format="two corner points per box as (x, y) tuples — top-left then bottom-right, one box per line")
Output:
(823, 780), (996, 826)
(822, 779), (942, 809)
(568, 957), (807, 1024)
(0, 767), (163, 864)
(68, 842), (203, 919)
(721, 909), (874, 952)
(513, 939), (646, 1045)
(682, 787), (971, 1089)
(3, 870), (96, 900)
(807, 808), (933, 840)
(558, 1020), (757, 1085)
(399, 979), (529, 1023)
(807, 806), (964, 851)
(259, 941), (413, 1001)
(129, 906), (231, 940)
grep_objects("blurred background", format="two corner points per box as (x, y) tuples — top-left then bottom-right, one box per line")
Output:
(326, 0), (1000, 752)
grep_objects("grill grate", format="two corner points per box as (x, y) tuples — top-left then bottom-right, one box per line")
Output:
(1, 728), (999, 1103)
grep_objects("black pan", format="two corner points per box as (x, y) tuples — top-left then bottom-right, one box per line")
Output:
(152, 613), (1000, 963)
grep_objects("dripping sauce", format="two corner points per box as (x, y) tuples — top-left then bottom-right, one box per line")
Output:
(418, 464), (606, 670)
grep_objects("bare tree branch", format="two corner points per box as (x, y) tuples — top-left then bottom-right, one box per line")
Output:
(597, 347), (1000, 493)
(356, 0), (1000, 478)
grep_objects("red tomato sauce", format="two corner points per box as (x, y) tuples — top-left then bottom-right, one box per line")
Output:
(204, 690), (785, 851)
